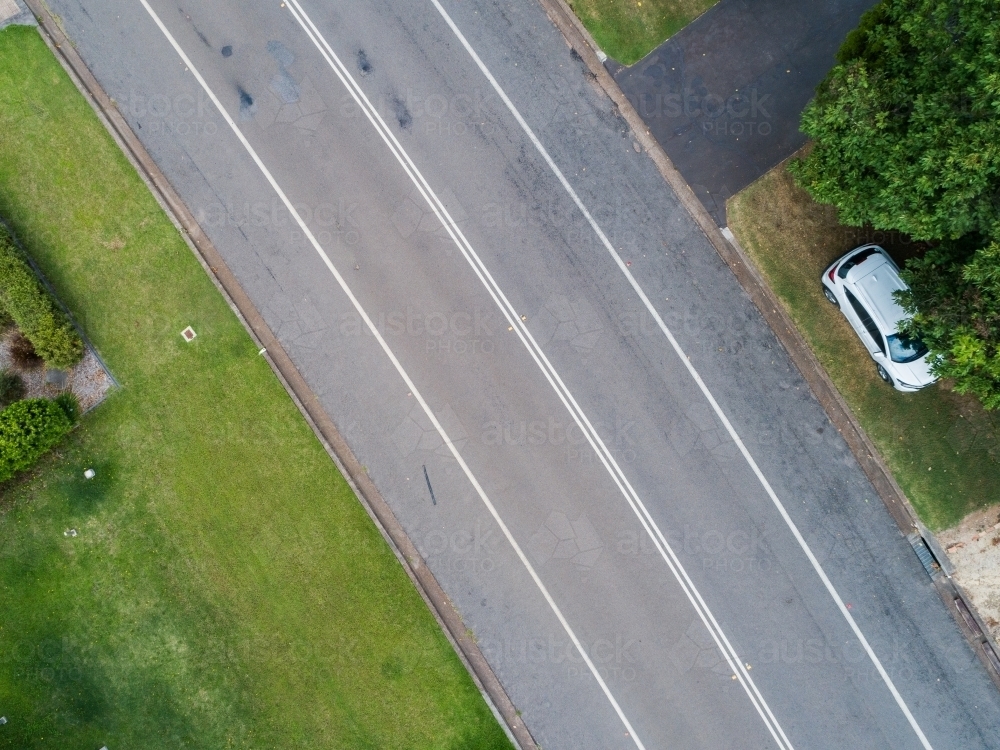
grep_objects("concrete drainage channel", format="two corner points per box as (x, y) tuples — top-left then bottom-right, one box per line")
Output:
(538, 0), (1000, 695)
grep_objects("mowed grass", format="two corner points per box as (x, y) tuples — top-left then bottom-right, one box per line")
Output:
(728, 157), (1000, 531)
(568, 0), (718, 64)
(0, 25), (510, 749)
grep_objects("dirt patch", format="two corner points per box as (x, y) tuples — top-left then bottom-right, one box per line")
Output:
(0, 327), (114, 412)
(939, 505), (1000, 641)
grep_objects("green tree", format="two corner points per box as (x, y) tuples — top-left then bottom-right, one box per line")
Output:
(790, 0), (1000, 240)
(898, 239), (1000, 408)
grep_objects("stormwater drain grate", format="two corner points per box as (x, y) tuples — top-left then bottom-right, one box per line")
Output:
(181, 326), (197, 342)
(907, 532), (941, 579)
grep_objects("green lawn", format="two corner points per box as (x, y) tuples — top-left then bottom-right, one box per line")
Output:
(728, 158), (1000, 531)
(568, 0), (718, 64)
(0, 24), (510, 749)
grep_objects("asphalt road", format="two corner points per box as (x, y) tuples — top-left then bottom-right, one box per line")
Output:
(41, 0), (1000, 747)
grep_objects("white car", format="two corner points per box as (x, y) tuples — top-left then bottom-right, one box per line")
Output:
(821, 245), (937, 392)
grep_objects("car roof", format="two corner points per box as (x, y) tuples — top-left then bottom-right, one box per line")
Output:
(847, 255), (908, 332)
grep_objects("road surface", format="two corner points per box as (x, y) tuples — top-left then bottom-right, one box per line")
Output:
(41, 0), (1000, 747)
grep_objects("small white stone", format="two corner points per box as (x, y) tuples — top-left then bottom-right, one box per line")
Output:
(84, 468), (96, 479)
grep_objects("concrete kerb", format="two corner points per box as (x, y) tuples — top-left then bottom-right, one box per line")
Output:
(21, 2), (537, 746)
(537, 0), (1000, 692)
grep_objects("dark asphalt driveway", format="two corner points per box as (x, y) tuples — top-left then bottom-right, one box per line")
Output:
(611, 0), (878, 224)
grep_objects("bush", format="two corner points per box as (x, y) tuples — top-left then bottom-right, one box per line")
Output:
(8, 330), (43, 369)
(0, 397), (75, 483)
(0, 369), (25, 408)
(0, 229), (83, 369)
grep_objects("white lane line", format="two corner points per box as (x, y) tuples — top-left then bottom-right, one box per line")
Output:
(282, 2), (791, 748)
(427, 1), (935, 748)
(135, 0), (645, 746)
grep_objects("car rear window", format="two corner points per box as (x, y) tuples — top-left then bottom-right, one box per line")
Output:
(837, 248), (880, 278)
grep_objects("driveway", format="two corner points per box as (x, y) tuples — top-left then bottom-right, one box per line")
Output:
(610, 0), (878, 224)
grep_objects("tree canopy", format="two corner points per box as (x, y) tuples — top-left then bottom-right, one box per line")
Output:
(791, 0), (1000, 241)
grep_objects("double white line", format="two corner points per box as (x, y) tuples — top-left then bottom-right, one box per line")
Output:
(281, 1), (795, 747)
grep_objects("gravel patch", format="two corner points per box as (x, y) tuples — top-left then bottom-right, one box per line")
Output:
(939, 505), (1000, 641)
(0, 328), (114, 412)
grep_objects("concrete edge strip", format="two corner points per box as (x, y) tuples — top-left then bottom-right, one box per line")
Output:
(21, 2), (537, 745)
(535, 0), (1000, 692)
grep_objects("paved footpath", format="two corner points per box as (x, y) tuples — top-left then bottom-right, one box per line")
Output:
(611, 0), (878, 224)
(32, 0), (1000, 747)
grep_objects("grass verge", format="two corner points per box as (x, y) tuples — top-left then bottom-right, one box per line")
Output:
(0, 24), (510, 749)
(728, 156), (1000, 531)
(568, 0), (718, 65)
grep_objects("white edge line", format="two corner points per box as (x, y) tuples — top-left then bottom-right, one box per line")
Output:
(135, 0), (646, 747)
(426, 2), (934, 748)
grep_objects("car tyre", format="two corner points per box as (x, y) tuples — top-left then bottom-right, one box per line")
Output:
(876, 363), (893, 386)
(822, 285), (839, 307)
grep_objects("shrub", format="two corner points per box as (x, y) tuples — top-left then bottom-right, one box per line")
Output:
(0, 369), (25, 408)
(0, 229), (83, 369)
(0, 397), (75, 483)
(8, 330), (43, 369)
(55, 391), (80, 422)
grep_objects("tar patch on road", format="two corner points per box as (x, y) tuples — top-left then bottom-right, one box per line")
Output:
(393, 96), (412, 130)
(237, 86), (256, 120)
(357, 49), (373, 75)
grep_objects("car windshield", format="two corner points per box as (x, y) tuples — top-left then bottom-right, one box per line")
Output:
(887, 333), (928, 363)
